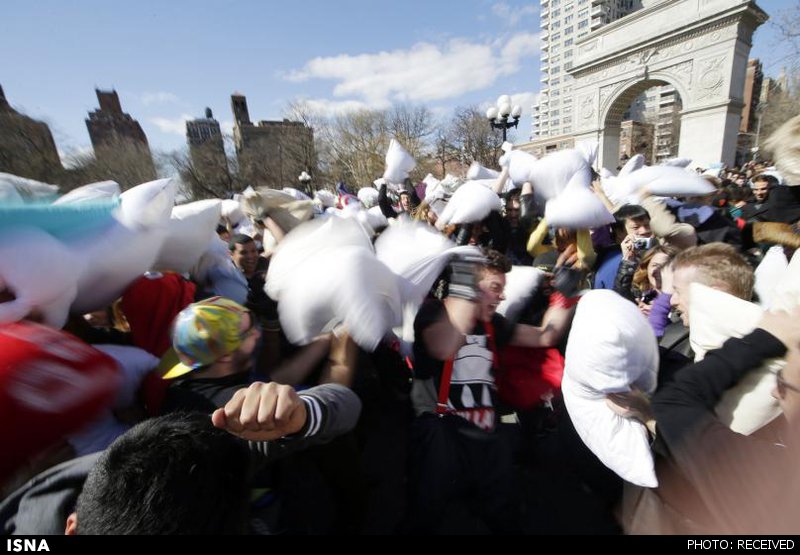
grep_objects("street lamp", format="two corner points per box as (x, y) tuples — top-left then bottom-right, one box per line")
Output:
(486, 95), (523, 142)
(298, 171), (312, 194)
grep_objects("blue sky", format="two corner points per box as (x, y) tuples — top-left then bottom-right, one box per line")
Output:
(1, 0), (794, 158)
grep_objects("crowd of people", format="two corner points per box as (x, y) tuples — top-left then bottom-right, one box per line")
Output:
(1, 115), (800, 535)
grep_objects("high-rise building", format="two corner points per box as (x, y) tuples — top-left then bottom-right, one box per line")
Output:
(186, 108), (230, 195)
(532, 0), (641, 139)
(0, 84), (63, 181)
(85, 89), (156, 183)
(231, 93), (315, 189)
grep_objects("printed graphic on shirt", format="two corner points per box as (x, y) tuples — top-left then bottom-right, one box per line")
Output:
(447, 334), (496, 431)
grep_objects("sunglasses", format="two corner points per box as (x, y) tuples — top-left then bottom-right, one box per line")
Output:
(776, 369), (800, 396)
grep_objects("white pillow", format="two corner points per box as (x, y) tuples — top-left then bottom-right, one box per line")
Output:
(221, 198), (245, 225)
(467, 162), (500, 180)
(496, 266), (546, 321)
(0, 226), (82, 328)
(53, 181), (120, 205)
(500, 148), (539, 187)
(689, 278), (799, 435)
(617, 165), (716, 198)
(69, 179), (176, 313)
(563, 289), (659, 487)
(0, 172), (59, 201)
(545, 176), (615, 229)
(435, 181), (502, 228)
(266, 217), (374, 302)
(154, 199), (222, 274)
(422, 173), (440, 190)
(527, 149), (593, 202)
(357, 187), (380, 208)
(754, 246), (789, 310)
(661, 157), (692, 168)
(383, 139), (416, 184)
(282, 187), (312, 201)
(314, 190), (336, 208)
(277, 246), (402, 351)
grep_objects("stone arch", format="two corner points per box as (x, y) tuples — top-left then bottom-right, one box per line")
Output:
(597, 74), (688, 168)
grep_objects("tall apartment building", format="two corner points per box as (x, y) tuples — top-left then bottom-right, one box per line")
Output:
(532, 0), (641, 139)
(86, 89), (156, 184)
(186, 107), (230, 193)
(231, 92), (315, 189)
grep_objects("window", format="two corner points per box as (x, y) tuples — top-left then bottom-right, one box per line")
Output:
(564, 25), (574, 34)
(551, 89), (560, 97)
(551, 33), (561, 42)
(578, 31), (588, 38)
(564, 38), (573, 47)
(551, 20), (560, 28)
(578, 0), (588, 4)
(563, 97), (572, 105)
(564, 14), (574, 23)
(578, 9), (588, 18)
(550, 54), (561, 63)
(551, 43), (561, 53)
(551, 78), (561, 86)
(551, 65), (560, 74)
(550, 99), (560, 107)
(564, 61), (573, 70)
(551, 119), (560, 126)
(564, 116), (573, 125)
(552, 8), (561, 17)
(564, 49), (573, 58)
(551, 109), (560, 117)
(578, 19), (589, 29)
(565, 2), (573, 11)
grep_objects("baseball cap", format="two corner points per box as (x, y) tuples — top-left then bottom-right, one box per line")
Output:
(163, 296), (252, 379)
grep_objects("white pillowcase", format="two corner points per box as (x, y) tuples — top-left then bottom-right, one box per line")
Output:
(435, 181), (502, 227)
(53, 181), (120, 205)
(563, 289), (659, 487)
(0, 172), (59, 201)
(689, 269), (799, 435)
(545, 177), (615, 229)
(496, 266), (545, 321)
(0, 226), (82, 328)
(383, 139), (416, 185)
(154, 199), (222, 274)
(357, 186), (380, 208)
(754, 246), (789, 310)
(69, 178), (176, 314)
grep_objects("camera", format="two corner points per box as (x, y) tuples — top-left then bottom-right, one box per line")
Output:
(633, 237), (656, 252)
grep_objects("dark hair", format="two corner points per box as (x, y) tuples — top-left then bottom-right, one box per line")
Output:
(613, 204), (650, 225)
(228, 233), (255, 252)
(480, 248), (512, 274)
(75, 413), (252, 535)
(752, 173), (779, 187)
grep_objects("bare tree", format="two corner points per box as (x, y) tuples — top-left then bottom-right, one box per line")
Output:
(760, 70), (800, 153)
(62, 137), (158, 191)
(447, 105), (507, 169)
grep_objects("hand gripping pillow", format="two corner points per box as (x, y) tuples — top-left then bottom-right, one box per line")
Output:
(0, 321), (121, 483)
(154, 199), (222, 274)
(544, 176), (615, 229)
(0, 226), (83, 328)
(383, 139), (416, 185)
(69, 178), (176, 314)
(496, 266), (546, 321)
(53, 181), (120, 205)
(563, 289), (659, 487)
(435, 181), (502, 228)
(277, 246), (402, 351)
(689, 274), (800, 435)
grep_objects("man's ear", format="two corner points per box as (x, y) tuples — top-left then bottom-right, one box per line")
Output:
(65, 512), (78, 535)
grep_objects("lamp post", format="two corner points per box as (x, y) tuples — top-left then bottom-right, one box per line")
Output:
(298, 171), (312, 195)
(486, 95), (523, 142)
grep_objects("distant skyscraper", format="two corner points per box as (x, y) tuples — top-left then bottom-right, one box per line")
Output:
(186, 108), (230, 194)
(86, 89), (156, 183)
(230, 93), (315, 189)
(532, 0), (642, 139)
(0, 84), (63, 181)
